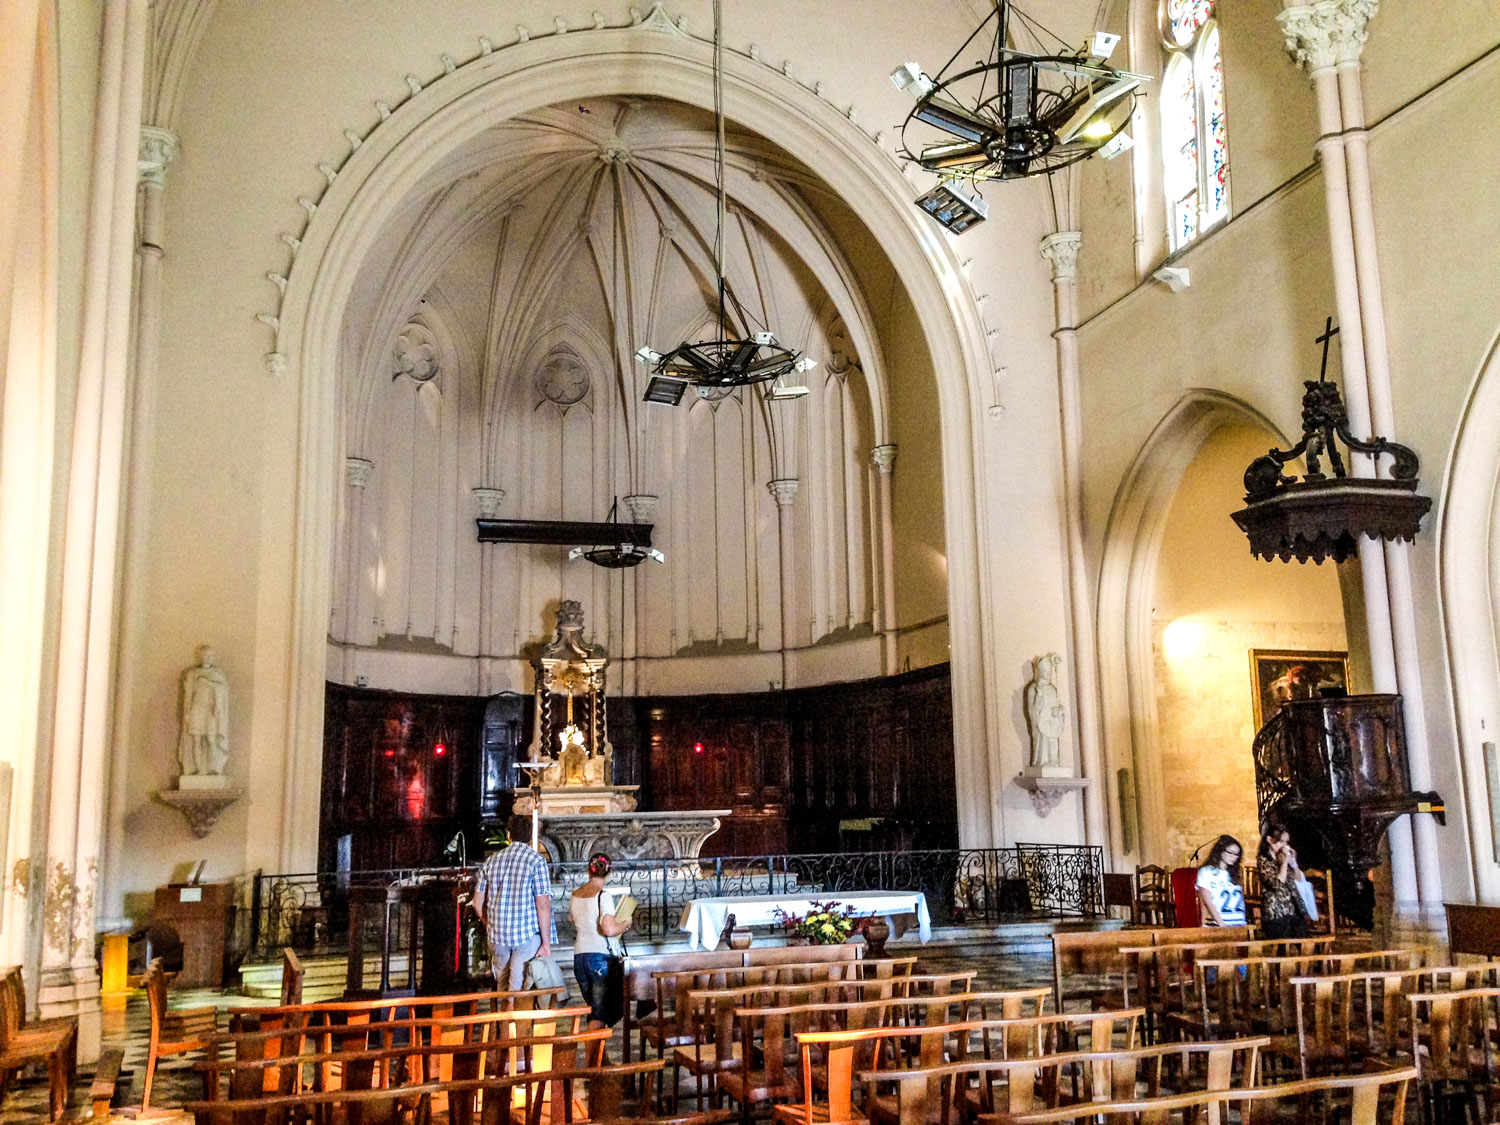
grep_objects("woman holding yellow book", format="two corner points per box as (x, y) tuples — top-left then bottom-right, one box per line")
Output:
(568, 852), (633, 1028)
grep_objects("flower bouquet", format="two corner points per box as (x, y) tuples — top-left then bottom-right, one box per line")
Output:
(773, 900), (861, 945)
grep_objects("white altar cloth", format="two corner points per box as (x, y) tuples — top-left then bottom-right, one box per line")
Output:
(679, 889), (932, 951)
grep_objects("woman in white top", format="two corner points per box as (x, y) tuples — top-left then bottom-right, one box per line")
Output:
(1195, 835), (1246, 926)
(568, 852), (632, 1028)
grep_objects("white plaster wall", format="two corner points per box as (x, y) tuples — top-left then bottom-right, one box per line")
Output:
(106, 0), (1084, 913)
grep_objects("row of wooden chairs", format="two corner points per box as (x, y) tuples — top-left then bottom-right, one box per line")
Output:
(640, 958), (921, 1080)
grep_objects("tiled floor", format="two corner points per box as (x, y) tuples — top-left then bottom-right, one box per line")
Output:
(0, 942), (1058, 1123)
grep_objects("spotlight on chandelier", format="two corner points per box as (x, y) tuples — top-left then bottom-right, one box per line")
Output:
(891, 1), (1148, 233)
(636, 0), (816, 402)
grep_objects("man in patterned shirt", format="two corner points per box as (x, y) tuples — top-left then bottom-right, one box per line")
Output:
(474, 814), (556, 990)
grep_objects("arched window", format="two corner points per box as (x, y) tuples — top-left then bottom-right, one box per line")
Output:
(1161, 0), (1229, 252)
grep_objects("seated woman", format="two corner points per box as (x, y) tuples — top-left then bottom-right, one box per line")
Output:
(1257, 824), (1311, 938)
(1196, 835), (1246, 927)
(568, 852), (632, 1030)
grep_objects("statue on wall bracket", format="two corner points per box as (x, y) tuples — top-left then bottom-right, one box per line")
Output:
(1016, 650), (1088, 816)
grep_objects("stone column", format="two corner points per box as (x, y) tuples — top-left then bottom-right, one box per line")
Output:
(100, 124), (179, 936)
(337, 457), (374, 657)
(42, 0), (148, 1061)
(622, 494), (659, 696)
(1039, 231), (1110, 853)
(1278, 0), (1431, 915)
(0, 0), (44, 336)
(870, 446), (898, 675)
(768, 479), (800, 688)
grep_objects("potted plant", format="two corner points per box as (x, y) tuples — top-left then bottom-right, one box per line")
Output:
(773, 900), (860, 945)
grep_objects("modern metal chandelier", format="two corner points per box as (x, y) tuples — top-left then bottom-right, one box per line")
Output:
(635, 0), (815, 406)
(892, 1), (1147, 232)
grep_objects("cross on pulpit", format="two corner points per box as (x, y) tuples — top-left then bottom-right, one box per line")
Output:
(1316, 316), (1340, 383)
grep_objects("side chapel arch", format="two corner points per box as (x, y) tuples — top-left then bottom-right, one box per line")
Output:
(268, 30), (1003, 869)
(1096, 390), (1290, 864)
(1439, 327), (1500, 904)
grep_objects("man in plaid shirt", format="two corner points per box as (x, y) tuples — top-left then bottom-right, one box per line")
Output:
(474, 814), (556, 989)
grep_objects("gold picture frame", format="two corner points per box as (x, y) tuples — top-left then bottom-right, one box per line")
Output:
(1249, 648), (1351, 730)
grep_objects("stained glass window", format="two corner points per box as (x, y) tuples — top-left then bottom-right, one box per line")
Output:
(1160, 2), (1229, 251)
(1163, 0), (1214, 47)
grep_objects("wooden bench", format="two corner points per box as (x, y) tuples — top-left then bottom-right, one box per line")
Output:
(90, 1049), (124, 1120)
(0, 965), (77, 1120)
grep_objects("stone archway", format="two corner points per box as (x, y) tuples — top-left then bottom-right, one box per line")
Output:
(1095, 391), (1290, 865)
(1438, 328), (1500, 903)
(267, 27), (1003, 869)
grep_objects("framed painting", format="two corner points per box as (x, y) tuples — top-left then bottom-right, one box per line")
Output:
(1249, 649), (1350, 730)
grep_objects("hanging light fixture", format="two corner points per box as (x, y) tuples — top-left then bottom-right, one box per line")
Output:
(636, 0), (816, 403)
(567, 498), (666, 568)
(891, 2), (1148, 231)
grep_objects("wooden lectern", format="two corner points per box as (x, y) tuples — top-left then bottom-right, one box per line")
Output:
(152, 882), (233, 988)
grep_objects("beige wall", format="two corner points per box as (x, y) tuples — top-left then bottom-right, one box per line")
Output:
(1079, 4), (1500, 888)
(1150, 423), (1346, 865)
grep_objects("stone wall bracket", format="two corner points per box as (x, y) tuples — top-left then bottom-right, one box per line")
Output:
(1014, 773), (1089, 817)
(158, 786), (244, 837)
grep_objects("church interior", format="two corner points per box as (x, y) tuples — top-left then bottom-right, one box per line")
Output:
(3, 0), (1500, 1120)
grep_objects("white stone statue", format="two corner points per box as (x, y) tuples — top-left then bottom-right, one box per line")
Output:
(1024, 652), (1067, 770)
(178, 645), (229, 777)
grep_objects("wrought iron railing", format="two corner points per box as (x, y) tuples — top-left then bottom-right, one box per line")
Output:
(246, 844), (1102, 959)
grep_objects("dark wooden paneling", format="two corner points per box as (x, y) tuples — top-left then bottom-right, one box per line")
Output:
(320, 685), (488, 871)
(631, 664), (956, 856)
(320, 665), (956, 870)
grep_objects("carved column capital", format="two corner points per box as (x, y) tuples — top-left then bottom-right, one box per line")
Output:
(768, 478), (800, 508)
(622, 493), (659, 523)
(138, 125), (180, 187)
(345, 457), (374, 487)
(871, 445), (898, 474)
(1279, 0), (1376, 72)
(471, 486), (505, 517)
(1039, 231), (1082, 282)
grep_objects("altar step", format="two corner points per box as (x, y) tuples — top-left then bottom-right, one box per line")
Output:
(237, 917), (1122, 997)
(239, 953), (409, 1001)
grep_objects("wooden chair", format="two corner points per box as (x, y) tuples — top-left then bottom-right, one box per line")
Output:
(1408, 987), (1500, 1125)
(0, 967), (76, 1121)
(1290, 964), (1500, 1078)
(277, 947), (303, 1007)
(982, 1067), (1418, 1125)
(1049, 930), (1146, 1014)
(186, 1058), (667, 1125)
(1102, 875), (1135, 923)
(1187, 948), (1426, 1054)
(1134, 866), (1175, 926)
(142, 956), (222, 1110)
(1303, 867), (1337, 934)
(782, 1011), (1141, 1125)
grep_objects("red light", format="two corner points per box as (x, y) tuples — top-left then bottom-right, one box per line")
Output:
(434, 743), (446, 757)
(384, 749), (396, 758)
(693, 742), (704, 754)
